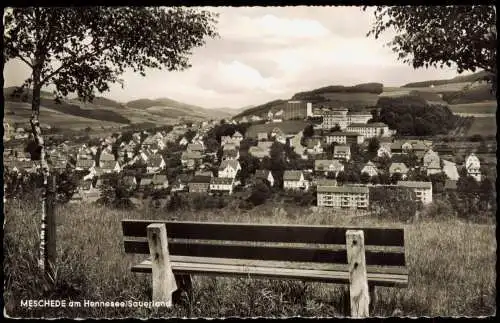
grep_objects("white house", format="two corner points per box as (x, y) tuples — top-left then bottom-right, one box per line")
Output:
(210, 177), (234, 194)
(151, 174), (169, 189)
(218, 160), (241, 179)
(179, 137), (189, 146)
(465, 153), (481, 181)
(314, 159), (344, 176)
(99, 160), (121, 174)
(333, 145), (351, 161)
(346, 122), (390, 139)
(283, 170), (309, 190)
(361, 161), (378, 177)
(146, 154), (166, 174)
(422, 148), (441, 175)
(389, 162), (409, 179)
(75, 159), (96, 172)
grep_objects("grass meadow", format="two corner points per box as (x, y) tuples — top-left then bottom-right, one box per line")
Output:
(466, 117), (497, 137)
(449, 101), (497, 115)
(3, 198), (496, 318)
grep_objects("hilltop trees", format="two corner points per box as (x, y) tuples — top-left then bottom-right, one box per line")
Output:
(4, 7), (218, 270)
(365, 6), (496, 92)
(376, 95), (457, 136)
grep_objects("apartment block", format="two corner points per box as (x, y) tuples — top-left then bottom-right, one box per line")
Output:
(316, 185), (369, 209)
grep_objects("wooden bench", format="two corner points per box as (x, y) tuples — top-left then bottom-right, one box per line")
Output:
(122, 219), (408, 317)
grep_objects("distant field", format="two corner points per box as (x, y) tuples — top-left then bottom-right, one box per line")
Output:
(72, 100), (182, 125)
(449, 101), (497, 114)
(4, 101), (125, 130)
(319, 92), (379, 104)
(245, 120), (309, 138)
(383, 82), (469, 94)
(466, 117), (497, 136)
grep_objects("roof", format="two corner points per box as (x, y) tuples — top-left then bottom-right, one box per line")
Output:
(283, 170), (303, 181)
(210, 177), (234, 185)
(233, 131), (243, 138)
(314, 159), (344, 171)
(334, 145), (350, 153)
(249, 147), (270, 158)
(325, 131), (362, 137)
(363, 161), (377, 168)
(397, 181), (432, 189)
(100, 160), (118, 170)
(347, 122), (388, 128)
(76, 159), (95, 169)
(257, 141), (273, 150)
(442, 159), (459, 181)
(223, 143), (237, 151)
(187, 143), (203, 151)
(315, 179), (338, 187)
(195, 171), (213, 177)
(317, 185), (369, 194)
(190, 175), (212, 184)
(389, 162), (409, 173)
(140, 176), (153, 186)
(182, 151), (202, 160)
(219, 159), (240, 170)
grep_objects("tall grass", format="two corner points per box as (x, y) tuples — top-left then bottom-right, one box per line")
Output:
(3, 200), (496, 318)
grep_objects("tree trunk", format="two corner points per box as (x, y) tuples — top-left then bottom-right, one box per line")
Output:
(30, 68), (51, 273)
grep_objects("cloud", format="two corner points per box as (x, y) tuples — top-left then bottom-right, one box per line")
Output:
(219, 13), (330, 45)
(197, 60), (285, 94)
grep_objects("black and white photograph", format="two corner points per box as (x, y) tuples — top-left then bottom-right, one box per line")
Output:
(2, 4), (497, 318)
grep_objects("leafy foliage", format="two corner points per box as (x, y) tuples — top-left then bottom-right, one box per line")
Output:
(248, 182), (272, 206)
(366, 6), (496, 91)
(370, 186), (421, 220)
(375, 95), (457, 136)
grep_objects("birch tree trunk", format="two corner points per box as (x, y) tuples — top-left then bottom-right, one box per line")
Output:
(30, 66), (51, 273)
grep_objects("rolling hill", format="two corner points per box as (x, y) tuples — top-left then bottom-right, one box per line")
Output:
(126, 97), (233, 120)
(235, 71), (496, 119)
(4, 87), (234, 131)
(402, 70), (492, 88)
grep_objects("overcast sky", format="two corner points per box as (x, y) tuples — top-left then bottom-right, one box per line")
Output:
(4, 6), (463, 109)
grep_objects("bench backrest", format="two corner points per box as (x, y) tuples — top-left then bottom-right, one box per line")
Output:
(122, 219), (406, 268)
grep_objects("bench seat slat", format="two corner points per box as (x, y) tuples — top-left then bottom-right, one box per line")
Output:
(131, 258), (408, 288)
(123, 239), (406, 266)
(122, 220), (405, 247)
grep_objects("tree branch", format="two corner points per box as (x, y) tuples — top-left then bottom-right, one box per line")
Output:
(15, 53), (34, 68)
(40, 42), (115, 86)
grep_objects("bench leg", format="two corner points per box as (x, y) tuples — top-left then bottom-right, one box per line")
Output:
(173, 274), (193, 303)
(147, 223), (177, 306)
(346, 230), (370, 317)
(342, 285), (350, 317)
(369, 284), (376, 314)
